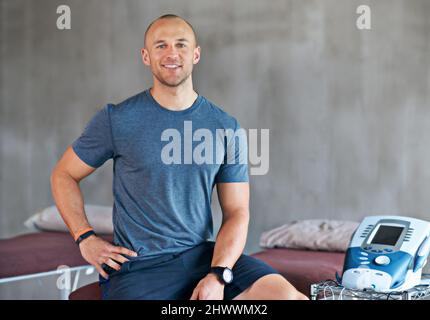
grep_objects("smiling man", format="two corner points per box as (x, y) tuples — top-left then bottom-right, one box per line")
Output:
(51, 14), (307, 300)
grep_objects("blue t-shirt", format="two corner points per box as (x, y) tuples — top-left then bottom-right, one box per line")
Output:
(72, 89), (248, 261)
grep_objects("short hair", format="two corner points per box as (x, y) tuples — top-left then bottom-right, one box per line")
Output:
(144, 14), (198, 48)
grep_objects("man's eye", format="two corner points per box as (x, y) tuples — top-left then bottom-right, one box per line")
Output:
(177, 43), (186, 48)
(157, 44), (166, 49)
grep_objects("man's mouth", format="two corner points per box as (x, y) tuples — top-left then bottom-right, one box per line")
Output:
(162, 64), (182, 69)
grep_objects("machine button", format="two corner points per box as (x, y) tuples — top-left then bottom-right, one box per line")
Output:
(385, 249), (393, 252)
(374, 256), (391, 265)
(360, 252), (369, 256)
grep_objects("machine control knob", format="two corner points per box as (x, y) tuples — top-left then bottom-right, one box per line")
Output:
(374, 255), (391, 265)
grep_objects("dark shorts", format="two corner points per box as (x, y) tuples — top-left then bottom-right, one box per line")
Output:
(99, 241), (281, 300)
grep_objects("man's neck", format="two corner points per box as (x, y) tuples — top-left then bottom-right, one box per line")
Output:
(150, 80), (198, 111)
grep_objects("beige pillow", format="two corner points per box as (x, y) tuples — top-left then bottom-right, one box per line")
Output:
(24, 204), (113, 234)
(259, 219), (359, 252)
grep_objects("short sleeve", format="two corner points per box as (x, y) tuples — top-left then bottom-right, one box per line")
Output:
(214, 119), (249, 183)
(72, 104), (115, 168)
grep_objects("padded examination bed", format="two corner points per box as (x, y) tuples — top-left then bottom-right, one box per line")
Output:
(0, 232), (345, 298)
(0, 231), (113, 278)
(252, 248), (345, 296)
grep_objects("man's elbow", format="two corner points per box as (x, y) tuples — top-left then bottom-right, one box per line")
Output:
(50, 164), (73, 187)
(223, 208), (250, 224)
(50, 165), (62, 189)
(236, 208), (250, 219)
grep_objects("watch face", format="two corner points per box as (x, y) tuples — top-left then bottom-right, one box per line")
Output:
(223, 268), (233, 284)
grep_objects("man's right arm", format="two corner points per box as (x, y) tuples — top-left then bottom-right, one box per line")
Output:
(50, 146), (137, 279)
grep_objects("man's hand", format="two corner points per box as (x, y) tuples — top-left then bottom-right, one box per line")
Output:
(190, 273), (225, 300)
(78, 235), (138, 279)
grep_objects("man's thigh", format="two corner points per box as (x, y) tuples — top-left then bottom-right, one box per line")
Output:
(100, 251), (200, 300)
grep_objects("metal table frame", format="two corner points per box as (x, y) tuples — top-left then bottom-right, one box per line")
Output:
(0, 265), (95, 300)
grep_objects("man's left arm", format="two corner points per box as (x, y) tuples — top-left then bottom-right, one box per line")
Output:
(190, 182), (249, 300)
(211, 182), (249, 268)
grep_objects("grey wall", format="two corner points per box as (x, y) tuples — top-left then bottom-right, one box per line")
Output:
(1, 0), (430, 256)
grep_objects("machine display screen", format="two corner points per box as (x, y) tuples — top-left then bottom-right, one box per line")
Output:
(370, 225), (404, 246)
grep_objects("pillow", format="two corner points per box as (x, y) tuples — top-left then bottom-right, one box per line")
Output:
(259, 219), (360, 252)
(24, 204), (113, 234)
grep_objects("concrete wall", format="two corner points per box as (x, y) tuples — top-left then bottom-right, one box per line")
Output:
(1, 0), (430, 256)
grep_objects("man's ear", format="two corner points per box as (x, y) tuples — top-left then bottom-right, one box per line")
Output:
(141, 48), (150, 66)
(193, 46), (201, 65)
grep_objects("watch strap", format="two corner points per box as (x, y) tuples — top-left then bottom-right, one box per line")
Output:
(75, 229), (96, 245)
(210, 266), (225, 273)
(209, 266), (231, 285)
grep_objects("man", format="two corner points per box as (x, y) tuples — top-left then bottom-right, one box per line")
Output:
(50, 14), (307, 300)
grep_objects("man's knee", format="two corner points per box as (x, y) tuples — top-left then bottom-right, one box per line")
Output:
(269, 275), (308, 300)
(234, 274), (309, 300)
(281, 287), (309, 300)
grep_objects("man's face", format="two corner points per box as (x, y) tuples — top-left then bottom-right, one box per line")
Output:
(142, 18), (200, 88)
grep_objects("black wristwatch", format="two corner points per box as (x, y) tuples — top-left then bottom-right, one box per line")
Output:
(75, 230), (96, 245)
(209, 266), (234, 285)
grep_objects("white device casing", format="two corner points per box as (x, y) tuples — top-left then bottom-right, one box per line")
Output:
(342, 215), (430, 292)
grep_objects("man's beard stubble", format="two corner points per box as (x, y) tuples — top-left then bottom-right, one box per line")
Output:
(153, 67), (192, 88)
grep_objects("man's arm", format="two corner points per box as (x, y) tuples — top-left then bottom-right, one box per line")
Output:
(50, 146), (137, 278)
(50, 146), (96, 238)
(190, 182), (249, 300)
(211, 182), (250, 269)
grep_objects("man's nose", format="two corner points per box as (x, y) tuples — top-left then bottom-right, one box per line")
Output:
(165, 45), (180, 58)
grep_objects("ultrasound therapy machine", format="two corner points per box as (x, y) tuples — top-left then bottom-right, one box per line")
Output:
(339, 216), (430, 292)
